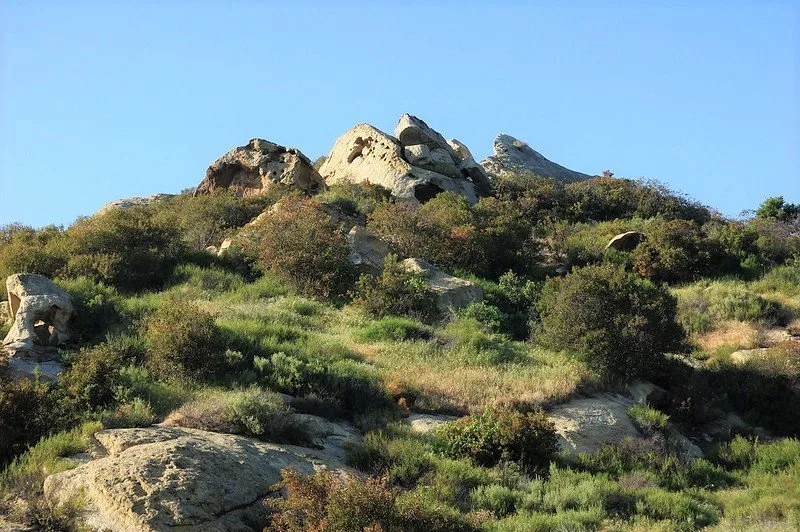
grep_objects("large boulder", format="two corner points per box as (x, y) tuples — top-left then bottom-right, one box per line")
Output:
(606, 231), (646, 251)
(195, 138), (326, 197)
(319, 115), (490, 204)
(547, 394), (642, 455)
(347, 226), (391, 273)
(481, 134), (593, 182)
(400, 258), (483, 312)
(44, 426), (352, 532)
(3, 274), (74, 356)
(95, 193), (175, 216)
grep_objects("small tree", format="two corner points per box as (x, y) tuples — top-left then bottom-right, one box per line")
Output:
(353, 254), (438, 321)
(536, 264), (684, 381)
(145, 297), (224, 382)
(255, 197), (355, 300)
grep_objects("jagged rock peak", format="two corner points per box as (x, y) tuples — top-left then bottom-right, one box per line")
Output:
(195, 138), (325, 197)
(481, 134), (594, 182)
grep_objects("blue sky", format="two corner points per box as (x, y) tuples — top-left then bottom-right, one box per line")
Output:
(1, 1), (798, 227)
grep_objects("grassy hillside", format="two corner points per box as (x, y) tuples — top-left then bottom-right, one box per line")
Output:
(1, 174), (798, 530)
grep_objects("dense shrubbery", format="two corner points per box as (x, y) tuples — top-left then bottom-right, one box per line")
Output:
(537, 264), (684, 381)
(144, 297), (225, 382)
(354, 254), (438, 321)
(435, 407), (558, 474)
(315, 180), (392, 218)
(254, 197), (355, 300)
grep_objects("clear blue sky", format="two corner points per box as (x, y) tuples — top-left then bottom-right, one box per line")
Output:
(1, 1), (798, 227)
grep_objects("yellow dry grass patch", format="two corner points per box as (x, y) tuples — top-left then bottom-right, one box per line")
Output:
(695, 320), (758, 351)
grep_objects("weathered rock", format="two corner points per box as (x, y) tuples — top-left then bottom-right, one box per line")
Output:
(96, 194), (175, 216)
(626, 380), (669, 409)
(195, 138), (326, 198)
(347, 226), (391, 273)
(44, 427), (352, 532)
(606, 231), (646, 251)
(406, 413), (458, 434)
(4, 357), (64, 382)
(0, 300), (9, 324)
(481, 134), (593, 182)
(447, 139), (474, 161)
(730, 348), (770, 365)
(547, 394), (642, 455)
(395, 114), (460, 161)
(320, 123), (477, 205)
(400, 258), (483, 311)
(3, 274), (74, 355)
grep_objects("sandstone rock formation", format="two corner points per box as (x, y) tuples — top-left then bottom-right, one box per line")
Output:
(606, 231), (646, 251)
(400, 258), (483, 311)
(195, 138), (326, 197)
(347, 226), (391, 273)
(3, 274), (74, 355)
(547, 394), (642, 455)
(44, 426), (353, 532)
(96, 193), (175, 216)
(0, 300), (9, 324)
(319, 115), (490, 205)
(481, 134), (593, 182)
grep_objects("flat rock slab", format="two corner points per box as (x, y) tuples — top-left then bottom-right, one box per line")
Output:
(406, 413), (458, 433)
(44, 427), (351, 532)
(547, 394), (641, 455)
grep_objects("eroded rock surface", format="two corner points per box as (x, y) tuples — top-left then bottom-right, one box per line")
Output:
(481, 134), (593, 182)
(400, 258), (483, 311)
(44, 426), (352, 532)
(547, 394), (642, 455)
(347, 226), (391, 273)
(196, 138), (325, 197)
(319, 115), (489, 204)
(606, 231), (646, 251)
(3, 274), (73, 356)
(95, 194), (175, 216)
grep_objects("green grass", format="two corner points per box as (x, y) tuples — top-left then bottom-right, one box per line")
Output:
(628, 404), (670, 433)
(354, 317), (432, 342)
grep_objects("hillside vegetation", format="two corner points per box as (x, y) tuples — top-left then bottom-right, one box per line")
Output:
(1, 174), (798, 531)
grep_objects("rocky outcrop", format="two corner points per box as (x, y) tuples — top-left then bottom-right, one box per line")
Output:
(400, 258), (483, 311)
(606, 231), (646, 251)
(481, 134), (593, 182)
(347, 226), (391, 273)
(3, 274), (73, 356)
(96, 194), (175, 216)
(44, 426), (352, 532)
(319, 115), (489, 205)
(406, 413), (458, 434)
(548, 394), (642, 455)
(195, 138), (326, 198)
(0, 300), (9, 324)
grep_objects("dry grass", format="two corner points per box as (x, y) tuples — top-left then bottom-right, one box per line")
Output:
(695, 320), (759, 351)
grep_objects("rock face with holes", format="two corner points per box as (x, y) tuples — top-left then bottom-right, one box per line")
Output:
(3, 274), (74, 356)
(44, 426), (352, 532)
(319, 115), (489, 204)
(606, 231), (646, 251)
(400, 258), (483, 311)
(195, 138), (326, 197)
(481, 134), (593, 182)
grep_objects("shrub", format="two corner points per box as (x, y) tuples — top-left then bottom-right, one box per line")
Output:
(315, 180), (392, 217)
(355, 316), (432, 342)
(0, 377), (74, 466)
(353, 254), (438, 321)
(266, 469), (475, 532)
(460, 302), (506, 334)
(62, 207), (185, 291)
(56, 277), (123, 343)
(103, 398), (156, 428)
(632, 220), (716, 283)
(168, 263), (246, 294)
(144, 297), (224, 382)
(470, 484), (523, 517)
(254, 197), (355, 300)
(536, 264), (684, 381)
(0, 224), (66, 280)
(163, 387), (310, 444)
(61, 343), (126, 408)
(435, 407), (558, 474)
(627, 404), (670, 434)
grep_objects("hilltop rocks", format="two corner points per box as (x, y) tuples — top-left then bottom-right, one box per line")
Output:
(481, 134), (593, 182)
(606, 231), (646, 251)
(44, 426), (352, 532)
(400, 258), (483, 311)
(3, 274), (73, 356)
(96, 194), (175, 216)
(319, 115), (489, 204)
(195, 138), (326, 197)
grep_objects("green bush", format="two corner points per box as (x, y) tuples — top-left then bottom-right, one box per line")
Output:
(61, 343), (126, 408)
(435, 407), (558, 474)
(355, 316), (432, 342)
(627, 404), (670, 434)
(315, 180), (392, 218)
(56, 277), (123, 343)
(103, 398), (156, 428)
(266, 469), (475, 532)
(354, 254), (438, 321)
(536, 264), (684, 381)
(632, 220), (717, 283)
(254, 197), (355, 300)
(144, 297), (224, 382)
(0, 377), (74, 466)
(0, 224), (66, 280)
